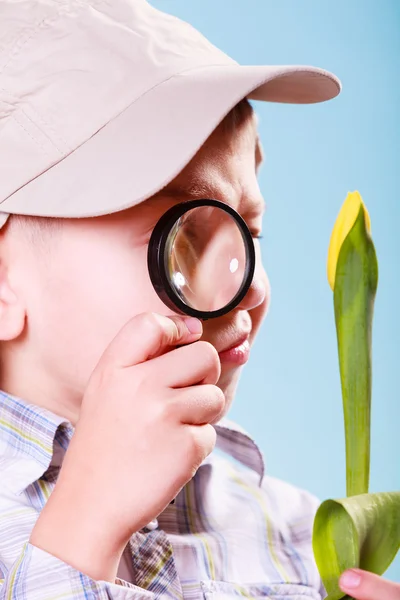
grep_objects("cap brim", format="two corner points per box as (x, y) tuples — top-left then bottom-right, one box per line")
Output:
(0, 64), (341, 221)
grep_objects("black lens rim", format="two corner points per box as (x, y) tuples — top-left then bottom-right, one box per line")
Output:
(147, 199), (256, 320)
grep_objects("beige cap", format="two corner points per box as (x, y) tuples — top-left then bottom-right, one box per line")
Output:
(0, 0), (341, 228)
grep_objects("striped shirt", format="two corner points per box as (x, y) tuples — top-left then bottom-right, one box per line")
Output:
(0, 391), (325, 599)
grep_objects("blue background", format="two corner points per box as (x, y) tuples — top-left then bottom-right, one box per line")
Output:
(150, 0), (400, 581)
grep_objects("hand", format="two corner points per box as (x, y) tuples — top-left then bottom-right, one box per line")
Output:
(339, 569), (400, 600)
(30, 312), (224, 582)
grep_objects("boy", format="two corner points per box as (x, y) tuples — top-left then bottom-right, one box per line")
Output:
(0, 1), (396, 598)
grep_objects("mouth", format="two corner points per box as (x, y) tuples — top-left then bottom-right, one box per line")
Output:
(217, 333), (251, 366)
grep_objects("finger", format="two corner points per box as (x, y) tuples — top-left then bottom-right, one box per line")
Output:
(167, 385), (225, 425)
(101, 313), (203, 367)
(153, 340), (221, 388)
(339, 569), (400, 600)
(187, 423), (217, 468)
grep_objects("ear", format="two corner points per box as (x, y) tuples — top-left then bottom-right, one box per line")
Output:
(0, 262), (26, 341)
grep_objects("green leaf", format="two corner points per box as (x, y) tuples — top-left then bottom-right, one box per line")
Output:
(313, 492), (400, 600)
(333, 205), (378, 496)
(313, 204), (400, 598)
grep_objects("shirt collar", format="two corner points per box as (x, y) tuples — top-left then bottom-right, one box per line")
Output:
(0, 391), (265, 494)
(214, 417), (265, 486)
(0, 391), (74, 495)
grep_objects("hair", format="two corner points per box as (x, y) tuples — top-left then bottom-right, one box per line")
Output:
(8, 214), (61, 235)
(4, 214), (63, 257)
(221, 97), (253, 134)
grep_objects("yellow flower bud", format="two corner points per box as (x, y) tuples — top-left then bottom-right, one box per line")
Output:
(327, 191), (371, 290)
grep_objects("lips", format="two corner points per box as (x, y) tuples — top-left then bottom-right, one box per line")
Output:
(217, 333), (250, 354)
(202, 314), (252, 356)
(217, 335), (251, 366)
(203, 320), (252, 367)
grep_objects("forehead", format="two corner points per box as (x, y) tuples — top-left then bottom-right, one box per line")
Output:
(162, 101), (262, 196)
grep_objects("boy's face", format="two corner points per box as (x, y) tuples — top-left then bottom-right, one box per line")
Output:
(1, 107), (270, 423)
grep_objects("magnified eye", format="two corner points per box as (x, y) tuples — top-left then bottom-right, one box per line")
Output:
(147, 199), (256, 317)
(165, 206), (248, 311)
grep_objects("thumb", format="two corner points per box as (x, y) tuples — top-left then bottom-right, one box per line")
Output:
(101, 312), (203, 368)
(339, 569), (400, 600)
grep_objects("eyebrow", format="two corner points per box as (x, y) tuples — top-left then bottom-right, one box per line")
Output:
(164, 179), (266, 218)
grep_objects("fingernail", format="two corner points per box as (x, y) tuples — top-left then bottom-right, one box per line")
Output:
(184, 317), (202, 334)
(340, 569), (362, 590)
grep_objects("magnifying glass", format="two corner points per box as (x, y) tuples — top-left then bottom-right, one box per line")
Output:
(147, 199), (256, 320)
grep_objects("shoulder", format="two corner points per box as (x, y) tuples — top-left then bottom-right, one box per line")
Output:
(259, 474), (321, 548)
(207, 448), (320, 528)
(261, 474), (320, 524)
(212, 451), (320, 539)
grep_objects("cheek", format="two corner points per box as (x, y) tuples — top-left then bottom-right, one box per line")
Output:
(32, 241), (172, 379)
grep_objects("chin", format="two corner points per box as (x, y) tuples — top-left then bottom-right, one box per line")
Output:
(214, 366), (242, 421)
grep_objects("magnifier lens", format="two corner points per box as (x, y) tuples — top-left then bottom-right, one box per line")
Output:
(165, 205), (247, 312)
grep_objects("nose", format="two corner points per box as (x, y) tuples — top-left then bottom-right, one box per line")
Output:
(236, 238), (268, 311)
(237, 270), (267, 311)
